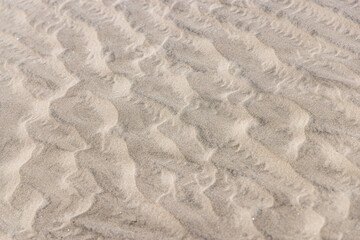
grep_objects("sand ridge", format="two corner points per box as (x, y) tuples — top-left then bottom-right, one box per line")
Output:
(0, 0), (360, 239)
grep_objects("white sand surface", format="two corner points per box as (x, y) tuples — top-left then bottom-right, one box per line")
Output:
(1, 0), (360, 239)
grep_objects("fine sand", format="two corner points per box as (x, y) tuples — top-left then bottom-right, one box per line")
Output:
(1, 0), (360, 239)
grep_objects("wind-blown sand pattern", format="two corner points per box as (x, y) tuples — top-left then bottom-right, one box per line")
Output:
(0, 0), (360, 239)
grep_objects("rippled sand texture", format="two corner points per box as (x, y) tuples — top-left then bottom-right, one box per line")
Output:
(1, 0), (360, 239)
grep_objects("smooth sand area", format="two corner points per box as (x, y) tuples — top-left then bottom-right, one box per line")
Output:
(1, 0), (360, 239)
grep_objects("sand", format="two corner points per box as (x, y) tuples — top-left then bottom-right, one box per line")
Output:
(0, 0), (360, 239)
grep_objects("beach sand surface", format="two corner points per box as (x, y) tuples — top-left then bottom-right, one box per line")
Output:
(0, 0), (360, 239)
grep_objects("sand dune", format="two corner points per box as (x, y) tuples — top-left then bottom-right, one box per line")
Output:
(1, 0), (360, 239)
